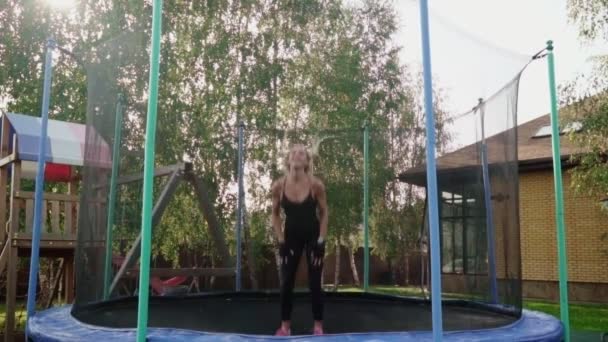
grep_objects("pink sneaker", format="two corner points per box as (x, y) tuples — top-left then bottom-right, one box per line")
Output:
(275, 326), (291, 336)
(313, 326), (324, 335)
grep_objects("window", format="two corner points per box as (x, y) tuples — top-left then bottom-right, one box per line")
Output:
(533, 125), (552, 138)
(440, 185), (488, 275)
(532, 121), (582, 139)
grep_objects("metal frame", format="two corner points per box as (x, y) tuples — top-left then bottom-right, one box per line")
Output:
(546, 40), (570, 342)
(26, 38), (56, 327)
(235, 122), (244, 291)
(108, 163), (234, 297)
(418, 1), (444, 340)
(109, 166), (184, 295)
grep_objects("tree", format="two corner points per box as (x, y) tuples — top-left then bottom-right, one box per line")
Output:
(564, 0), (608, 199)
(566, 0), (608, 272)
(562, 87), (608, 198)
(1, 0), (451, 292)
(568, 0), (608, 41)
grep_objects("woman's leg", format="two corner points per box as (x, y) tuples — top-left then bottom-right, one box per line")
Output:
(306, 243), (324, 332)
(279, 239), (304, 333)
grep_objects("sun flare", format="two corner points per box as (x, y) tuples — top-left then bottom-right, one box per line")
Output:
(45, 0), (76, 10)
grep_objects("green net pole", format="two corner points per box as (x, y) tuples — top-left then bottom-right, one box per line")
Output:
(136, 0), (163, 341)
(103, 94), (124, 300)
(363, 121), (370, 291)
(546, 40), (570, 342)
(235, 122), (244, 291)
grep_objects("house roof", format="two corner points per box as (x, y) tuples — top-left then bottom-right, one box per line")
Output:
(399, 114), (584, 186)
(3, 112), (111, 167)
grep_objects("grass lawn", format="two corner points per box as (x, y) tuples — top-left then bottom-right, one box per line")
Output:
(0, 303), (27, 331)
(524, 300), (608, 332)
(333, 285), (608, 332)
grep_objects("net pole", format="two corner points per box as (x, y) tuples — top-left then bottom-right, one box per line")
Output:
(103, 94), (125, 300)
(478, 99), (498, 304)
(235, 122), (244, 291)
(26, 37), (55, 331)
(363, 121), (370, 291)
(136, 0), (163, 341)
(546, 40), (570, 342)
(418, 1), (443, 340)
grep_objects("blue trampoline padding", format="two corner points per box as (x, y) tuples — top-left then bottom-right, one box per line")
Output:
(28, 305), (562, 342)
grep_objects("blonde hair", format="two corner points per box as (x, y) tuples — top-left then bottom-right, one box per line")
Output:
(283, 144), (313, 175)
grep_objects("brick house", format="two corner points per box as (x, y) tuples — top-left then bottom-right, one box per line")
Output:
(399, 114), (608, 303)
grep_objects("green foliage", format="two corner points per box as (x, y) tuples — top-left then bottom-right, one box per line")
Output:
(564, 0), (608, 198)
(567, 101), (608, 198)
(559, 47), (608, 199)
(0, 0), (450, 280)
(567, 0), (608, 41)
(564, 1), (608, 269)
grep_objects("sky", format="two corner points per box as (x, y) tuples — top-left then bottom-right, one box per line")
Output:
(392, 0), (608, 127)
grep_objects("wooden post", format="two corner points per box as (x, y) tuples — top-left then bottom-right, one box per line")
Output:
(64, 254), (74, 303)
(0, 116), (10, 277)
(51, 201), (60, 234)
(65, 170), (78, 303)
(5, 243), (18, 340)
(45, 259), (65, 309)
(68, 177), (77, 235)
(0, 115), (10, 244)
(5, 158), (21, 341)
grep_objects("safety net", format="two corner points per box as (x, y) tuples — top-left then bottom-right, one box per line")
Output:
(73, 30), (149, 306)
(393, 0), (532, 328)
(71, 0), (536, 336)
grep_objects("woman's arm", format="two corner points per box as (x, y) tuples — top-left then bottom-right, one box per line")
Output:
(313, 178), (328, 241)
(271, 178), (284, 243)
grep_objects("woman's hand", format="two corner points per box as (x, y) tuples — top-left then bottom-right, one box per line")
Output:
(312, 240), (325, 267)
(279, 241), (291, 265)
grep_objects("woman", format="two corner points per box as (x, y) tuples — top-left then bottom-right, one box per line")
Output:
(271, 144), (328, 336)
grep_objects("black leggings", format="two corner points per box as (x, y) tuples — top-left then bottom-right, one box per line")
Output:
(280, 238), (324, 321)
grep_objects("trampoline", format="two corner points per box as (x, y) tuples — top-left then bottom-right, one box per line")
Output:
(28, 292), (562, 341)
(24, 2), (566, 341)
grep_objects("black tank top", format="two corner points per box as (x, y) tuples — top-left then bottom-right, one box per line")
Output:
(281, 178), (320, 240)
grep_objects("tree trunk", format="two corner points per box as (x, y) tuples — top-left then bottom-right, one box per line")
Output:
(421, 255), (425, 286)
(274, 247), (282, 287)
(269, 8), (282, 289)
(404, 253), (410, 286)
(418, 253), (426, 298)
(333, 240), (341, 291)
(209, 257), (216, 289)
(386, 259), (392, 284)
(349, 247), (360, 287)
(243, 215), (258, 289)
(424, 254), (431, 292)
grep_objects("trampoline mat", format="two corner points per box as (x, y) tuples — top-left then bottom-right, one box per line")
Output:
(72, 292), (519, 336)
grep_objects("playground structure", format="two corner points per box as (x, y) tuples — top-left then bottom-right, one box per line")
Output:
(0, 111), (235, 340)
(96, 161), (235, 300)
(0, 112), (82, 340)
